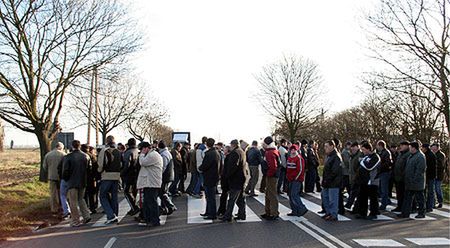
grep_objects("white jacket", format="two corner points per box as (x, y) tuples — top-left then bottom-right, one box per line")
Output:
(137, 150), (163, 189)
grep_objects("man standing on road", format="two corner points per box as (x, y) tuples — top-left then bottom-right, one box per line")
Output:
(43, 142), (66, 214)
(180, 142), (190, 194)
(62, 140), (91, 227)
(137, 142), (163, 227)
(199, 138), (220, 220)
(356, 142), (381, 220)
(376, 140), (393, 211)
(345, 142), (363, 212)
(158, 140), (177, 215)
(121, 138), (140, 216)
(261, 136), (280, 221)
(421, 143), (437, 212)
(286, 144), (308, 217)
(398, 141), (427, 219)
(169, 142), (183, 197)
(221, 139), (247, 222)
(98, 135), (122, 224)
(277, 139), (288, 194)
(431, 143), (446, 209)
(321, 140), (343, 221)
(305, 140), (320, 193)
(391, 141), (410, 213)
(245, 141), (263, 197)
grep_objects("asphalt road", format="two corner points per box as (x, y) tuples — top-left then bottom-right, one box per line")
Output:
(2, 182), (450, 248)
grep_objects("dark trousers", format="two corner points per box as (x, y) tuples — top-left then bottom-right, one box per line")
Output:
(260, 174), (267, 192)
(124, 181), (138, 212)
(315, 170), (322, 192)
(169, 172), (182, 195)
(178, 174), (186, 192)
(224, 188), (245, 219)
(394, 181), (405, 210)
(143, 187), (160, 225)
(277, 168), (288, 192)
(159, 182), (176, 211)
(205, 185), (217, 218)
(358, 184), (379, 217)
(402, 190), (425, 216)
(187, 171), (198, 194)
(84, 182), (99, 212)
(218, 180), (229, 215)
(345, 183), (360, 209)
(305, 167), (317, 192)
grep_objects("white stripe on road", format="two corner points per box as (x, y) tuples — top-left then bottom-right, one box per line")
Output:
(301, 219), (352, 248)
(104, 237), (117, 248)
(253, 191), (303, 221)
(187, 195), (213, 224)
(390, 198), (450, 217)
(289, 221), (338, 248)
(279, 193), (351, 221)
(405, 237), (450, 246)
(93, 199), (129, 227)
(232, 204), (262, 222)
(385, 205), (437, 221)
(353, 239), (405, 247)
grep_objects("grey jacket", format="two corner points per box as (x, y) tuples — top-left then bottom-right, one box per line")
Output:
(393, 150), (410, 183)
(43, 149), (66, 181)
(341, 148), (351, 176)
(62, 150), (90, 190)
(404, 151), (426, 191)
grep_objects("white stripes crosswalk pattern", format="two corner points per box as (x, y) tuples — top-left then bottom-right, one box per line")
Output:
(353, 238), (450, 247)
(353, 239), (406, 247)
(93, 198), (129, 227)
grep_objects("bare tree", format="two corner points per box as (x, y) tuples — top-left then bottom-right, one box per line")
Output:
(365, 0), (450, 141)
(72, 77), (145, 145)
(127, 104), (169, 142)
(0, 119), (4, 152)
(0, 0), (141, 180)
(255, 55), (325, 142)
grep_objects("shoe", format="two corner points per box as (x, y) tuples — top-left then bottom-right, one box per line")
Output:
(70, 222), (82, 227)
(379, 206), (386, 211)
(366, 215), (378, 220)
(265, 215), (279, 221)
(62, 213), (71, 219)
(90, 210), (97, 214)
(200, 213), (207, 217)
(219, 216), (232, 222)
(436, 203), (443, 209)
(321, 214), (331, 219)
(415, 214), (425, 219)
(325, 215), (337, 221)
(396, 214), (408, 218)
(249, 193), (258, 197)
(192, 194), (202, 199)
(83, 218), (91, 224)
(234, 216), (246, 221)
(260, 214), (269, 219)
(259, 190), (265, 193)
(355, 214), (365, 219)
(167, 208), (175, 215)
(390, 207), (401, 212)
(287, 213), (296, 216)
(104, 216), (118, 225)
(299, 209), (308, 217)
(317, 210), (326, 214)
(426, 209), (433, 213)
(277, 191), (284, 195)
(203, 216), (217, 220)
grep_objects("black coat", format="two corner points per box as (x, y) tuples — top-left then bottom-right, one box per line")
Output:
(199, 148), (220, 187)
(121, 146), (140, 184)
(322, 149), (343, 188)
(435, 150), (446, 181)
(62, 150), (89, 190)
(378, 148), (393, 173)
(424, 149), (437, 181)
(223, 147), (245, 190)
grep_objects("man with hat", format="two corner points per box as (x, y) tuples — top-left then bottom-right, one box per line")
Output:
(261, 136), (280, 220)
(391, 141), (410, 212)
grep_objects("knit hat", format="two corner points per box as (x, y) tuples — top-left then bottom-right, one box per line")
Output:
(263, 136), (274, 145)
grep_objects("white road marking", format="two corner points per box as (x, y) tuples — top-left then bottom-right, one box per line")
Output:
(353, 239), (405, 247)
(232, 204), (262, 222)
(104, 237), (117, 248)
(93, 199), (129, 227)
(290, 221), (338, 248)
(187, 195), (213, 224)
(290, 194), (351, 221)
(405, 237), (450, 246)
(301, 219), (352, 248)
(385, 205), (437, 220)
(253, 190), (302, 221)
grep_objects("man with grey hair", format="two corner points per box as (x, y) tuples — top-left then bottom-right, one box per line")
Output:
(43, 142), (66, 214)
(98, 135), (122, 224)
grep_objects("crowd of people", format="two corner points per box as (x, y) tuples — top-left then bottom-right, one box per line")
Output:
(42, 134), (448, 227)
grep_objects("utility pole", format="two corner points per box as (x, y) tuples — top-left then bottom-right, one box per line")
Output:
(94, 67), (100, 147)
(87, 69), (95, 145)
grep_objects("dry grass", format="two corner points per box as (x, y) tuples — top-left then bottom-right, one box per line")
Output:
(0, 149), (40, 187)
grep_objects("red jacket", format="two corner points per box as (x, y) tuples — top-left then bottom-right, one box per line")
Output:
(286, 155), (305, 182)
(265, 148), (280, 177)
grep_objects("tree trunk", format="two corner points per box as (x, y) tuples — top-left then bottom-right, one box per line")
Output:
(36, 129), (52, 182)
(102, 131), (107, 145)
(0, 120), (4, 152)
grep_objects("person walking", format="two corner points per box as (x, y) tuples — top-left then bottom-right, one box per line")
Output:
(97, 135), (122, 224)
(121, 138), (140, 216)
(62, 140), (91, 227)
(391, 141), (410, 212)
(137, 142), (163, 227)
(179, 142), (191, 193)
(376, 140), (393, 210)
(321, 140), (343, 221)
(43, 142), (66, 214)
(81, 144), (99, 214)
(169, 142), (183, 197)
(199, 138), (220, 220)
(261, 136), (280, 221)
(355, 142), (381, 220)
(186, 143), (198, 196)
(158, 140), (177, 215)
(245, 141), (263, 197)
(431, 143), (446, 209)
(398, 141), (427, 219)
(421, 143), (437, 212)
(286, 144), (308, 217)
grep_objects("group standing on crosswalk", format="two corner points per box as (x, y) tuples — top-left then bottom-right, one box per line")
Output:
(42, 134), (448, 227)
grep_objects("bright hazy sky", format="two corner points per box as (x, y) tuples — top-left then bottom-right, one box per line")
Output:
(5, 0), (376, 147)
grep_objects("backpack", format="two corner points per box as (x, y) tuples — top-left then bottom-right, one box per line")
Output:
(103, 147), (121, 173)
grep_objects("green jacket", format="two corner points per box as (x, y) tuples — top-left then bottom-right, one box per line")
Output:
(393, 150), (410, 183)
(404, 151), (426, 191)
(349, 150), (363, 184)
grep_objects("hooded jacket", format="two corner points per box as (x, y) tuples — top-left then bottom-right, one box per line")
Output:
(358, 152), (381, 186)
(121, 146), (140, 183)
(264, 143), (280, 178)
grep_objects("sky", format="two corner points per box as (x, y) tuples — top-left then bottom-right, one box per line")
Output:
(4, 0), (375, 147)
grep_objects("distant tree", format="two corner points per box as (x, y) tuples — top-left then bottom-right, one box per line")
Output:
(255, 55), (326, 142)
(0, 0), (142, 181)
(127, 104), (169, 142)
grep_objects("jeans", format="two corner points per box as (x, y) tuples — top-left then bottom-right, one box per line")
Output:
(224, 189), (245, 219)
(426, 179), (435, 210)
(402, 190), (425, 216)
(60, 180), (70, 215)
(193, 173), (203, 195)
(322, 187), (339, 218)
(99, 180), (119, 220)
(379, 172), (392, 207)
(304, 167), (317, 192)
(277, 167), (287, 192)
(435, 180), (443, 204)
(204, 186), (217, 218)
(143, 187), (160, 225)
(169, 172), (181, 195)
(358, 184), (379, 217)
(288, 181), (307, 215)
